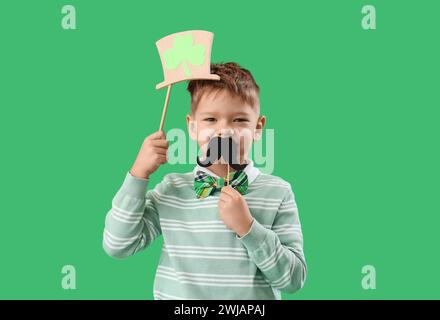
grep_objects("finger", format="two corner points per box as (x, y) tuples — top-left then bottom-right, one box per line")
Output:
(218, 196), (226, 204)
(221, 185), (233, 193)
(147, 131), (166, 140)
(220, 188), (234, 201)
(219, 192), (229, 202)
(223, 187), (241, 201)
(219, 190), (231, 201)
(155, 154), (167, 164)
(153, 147), (168, 155)
(222, 185), (239, 197)
(151, 139), (169, 148)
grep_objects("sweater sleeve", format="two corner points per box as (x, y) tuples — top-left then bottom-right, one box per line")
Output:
(102, 171), (163, 259)
(237, 185), (307, 293)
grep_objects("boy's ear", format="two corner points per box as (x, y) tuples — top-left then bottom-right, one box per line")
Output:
(186, 114), (197, 140)
(253, 115), (266, 141)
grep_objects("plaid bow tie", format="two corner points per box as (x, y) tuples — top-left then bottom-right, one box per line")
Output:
(194, 170), (249, 199)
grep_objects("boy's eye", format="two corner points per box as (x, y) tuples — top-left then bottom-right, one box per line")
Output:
(203, 118), (217, 122)
(233, 118), (250, 122)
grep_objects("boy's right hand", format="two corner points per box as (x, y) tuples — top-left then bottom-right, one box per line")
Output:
(130, 131), (169, 179)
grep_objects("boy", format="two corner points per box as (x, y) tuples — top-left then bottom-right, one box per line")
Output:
(103, 62), (307, 300)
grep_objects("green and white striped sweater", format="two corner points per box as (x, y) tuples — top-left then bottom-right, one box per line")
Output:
(103, 161), (307, 300)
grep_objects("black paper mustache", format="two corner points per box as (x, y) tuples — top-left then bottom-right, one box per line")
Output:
(197, 136), (247, 171)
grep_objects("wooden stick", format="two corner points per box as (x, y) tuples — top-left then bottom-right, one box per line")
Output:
(159, 84), (172, 131)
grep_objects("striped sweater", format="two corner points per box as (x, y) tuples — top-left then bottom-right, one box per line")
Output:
(103, 162), (307, 300)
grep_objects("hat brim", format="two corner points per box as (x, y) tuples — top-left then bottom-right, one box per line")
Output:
(156, 74), (220, 90)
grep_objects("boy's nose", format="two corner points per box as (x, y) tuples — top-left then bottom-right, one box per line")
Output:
(217, 128), (234, 137)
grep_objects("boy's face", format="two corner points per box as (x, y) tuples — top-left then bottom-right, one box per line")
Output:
(186, 89), (266, 163)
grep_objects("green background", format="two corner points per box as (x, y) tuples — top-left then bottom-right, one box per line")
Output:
(1, 0), (439, 299)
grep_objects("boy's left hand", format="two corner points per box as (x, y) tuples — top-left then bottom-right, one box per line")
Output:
(219, 186), (254, 237)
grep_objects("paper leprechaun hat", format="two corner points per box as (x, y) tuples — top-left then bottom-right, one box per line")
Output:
(155, 30), (220, 90)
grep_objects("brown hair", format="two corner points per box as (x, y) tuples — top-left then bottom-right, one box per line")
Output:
(187, 62), (260, 113)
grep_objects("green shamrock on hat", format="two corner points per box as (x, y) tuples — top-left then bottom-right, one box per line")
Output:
(163, 33), (206, 77)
